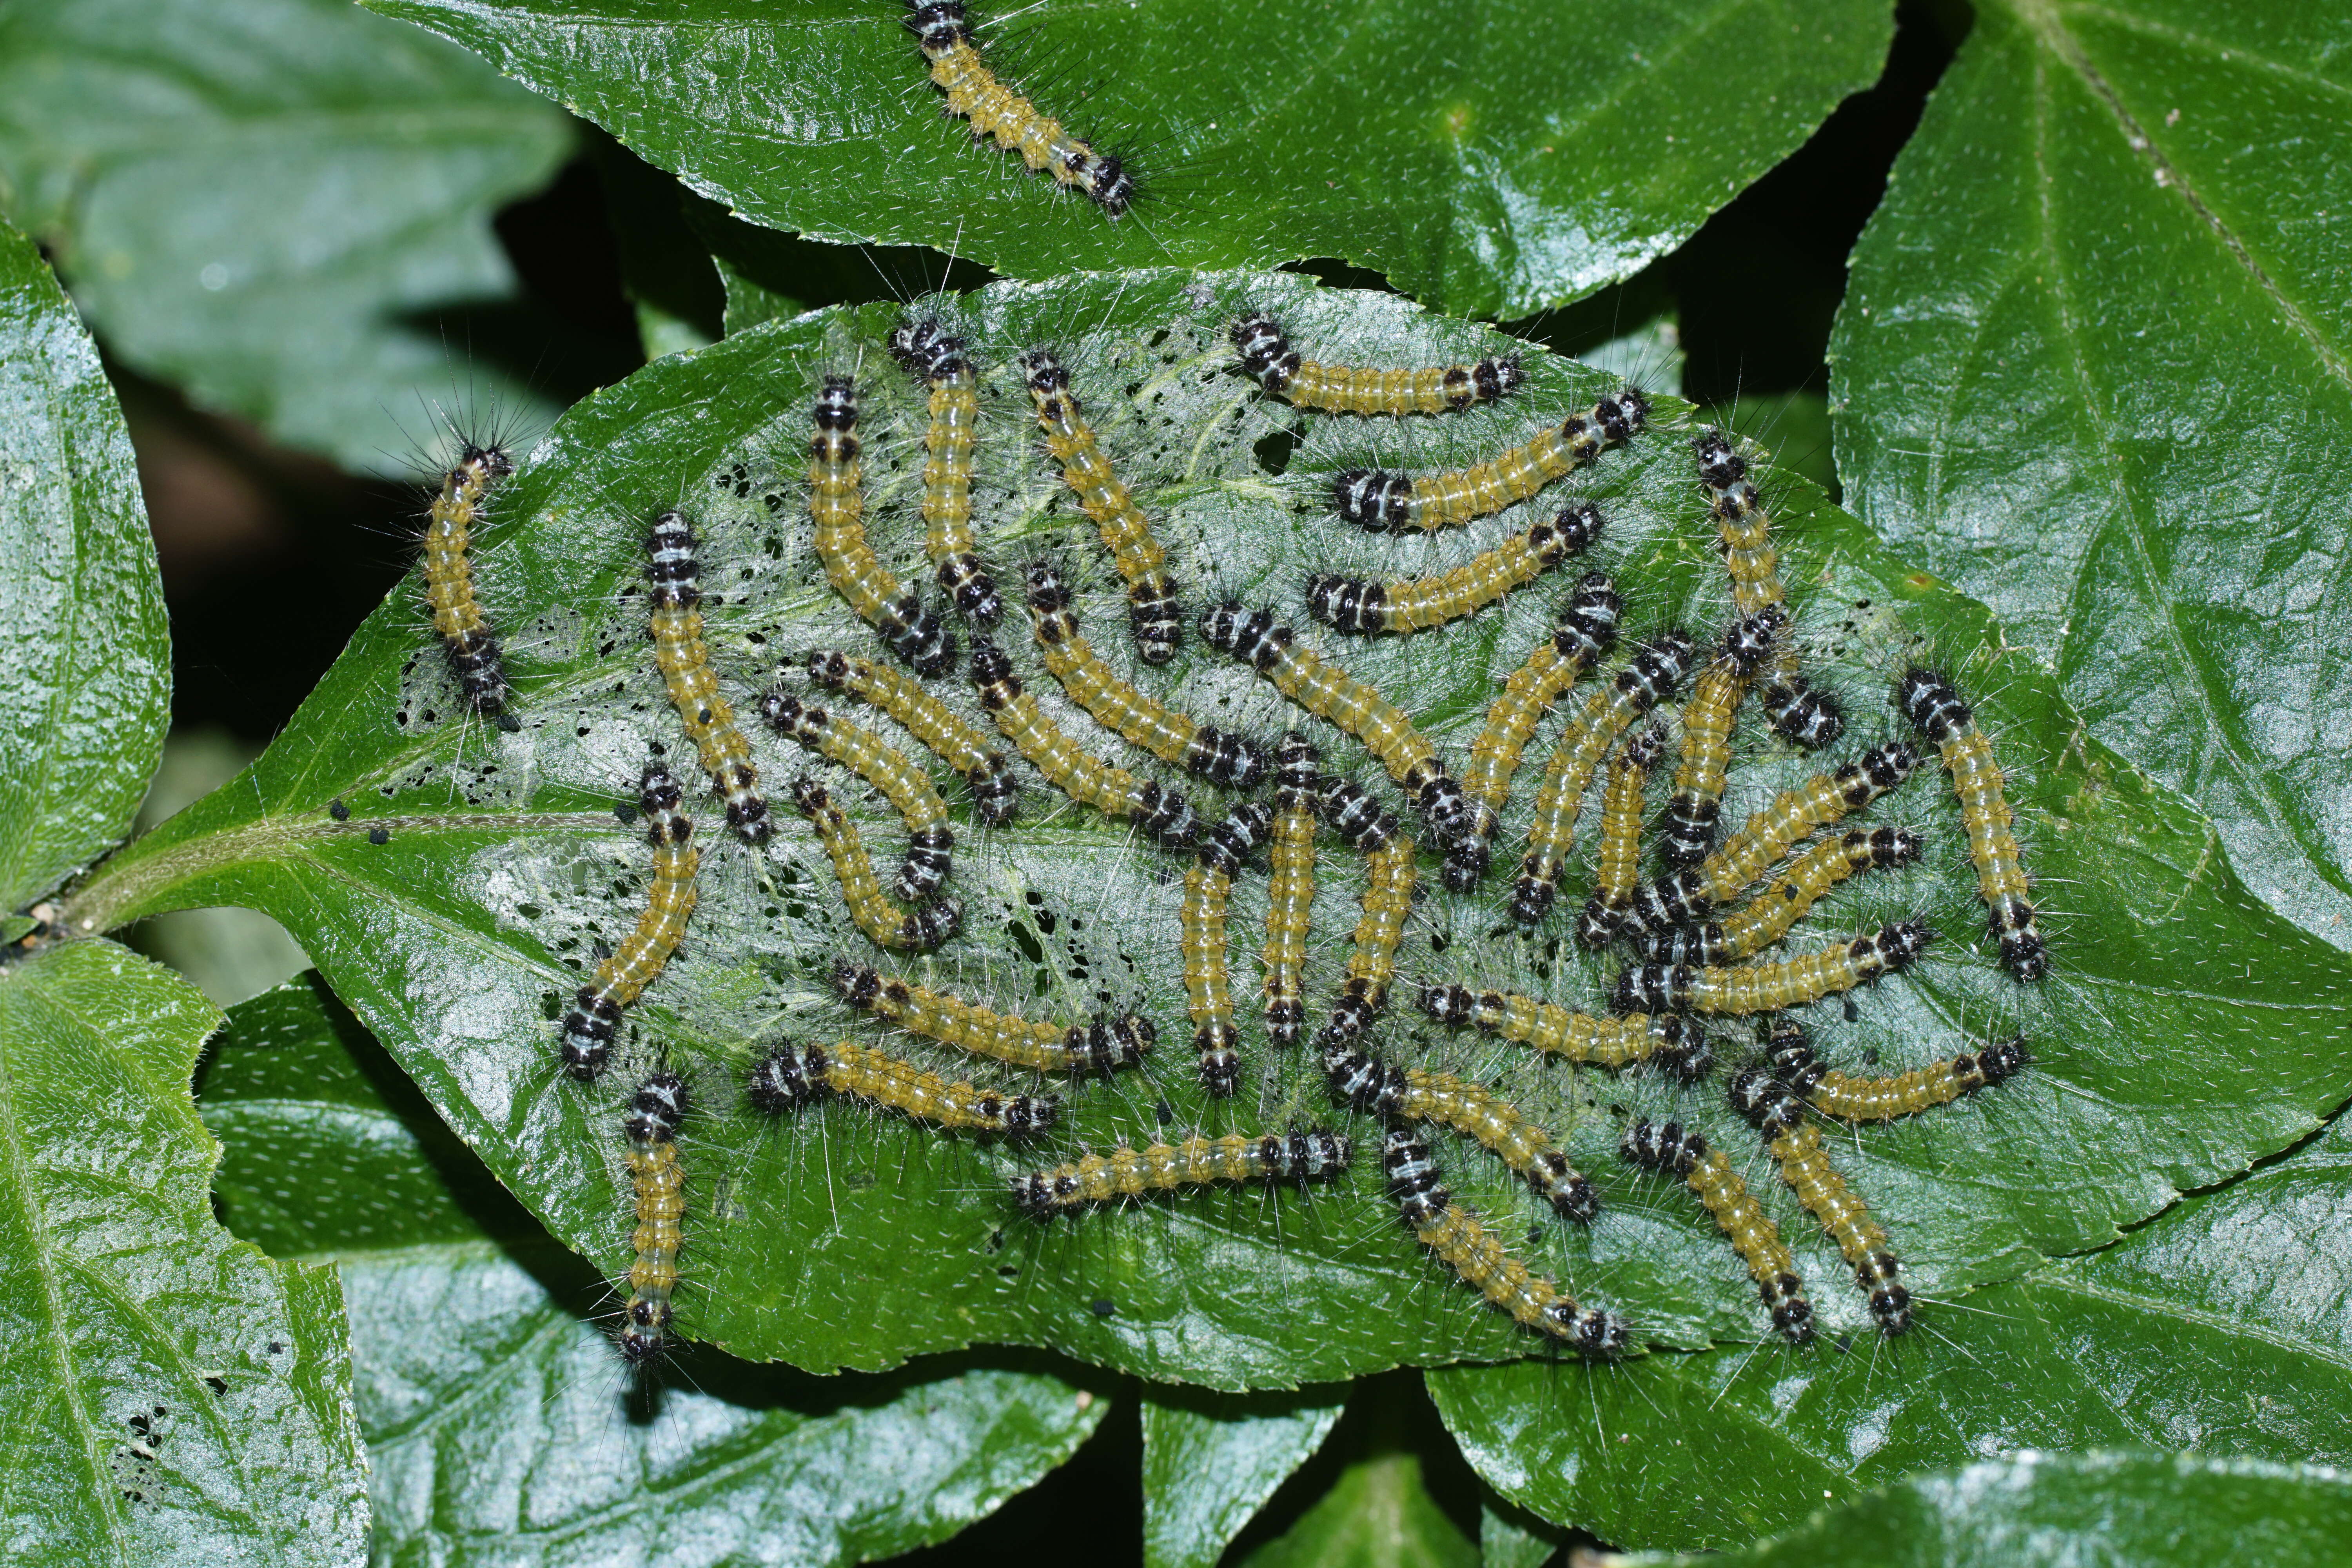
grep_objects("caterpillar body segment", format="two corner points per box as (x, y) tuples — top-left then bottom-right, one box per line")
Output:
(1693, 428), (1843, 749)
(1230, 312), (1523, 415)
(1185, 803), (1277, 1095)
(1332, 388), (1650, 532)
(808, 377), (956, 677)
(1766, 1120), (1910, 1335)
(645, 511), (771, 843)
(1323, 833), (1417, 1044)
(1508, 629), (1698, 925)
(967, 637), (1199, 847)
(1262, 734), (1320, 1049)
(1019, 351), (1180, 663)
(1415, 983), (1708, 1078)
(1734, 1020), (2031, 1127)
(1627, 741), (1920, 934)
(832, 961), (1154, 1076)
(748, 1037), (1058, 1136)
(760, 690), (955, 902)
(888, 317), (1000, 623)
(1304, 502), (1602, 637)
(1013, 1129), (1349, 1215)
(619, 1073), (688, 1365)
(1898, 669), (2047, 981)
(1620, 1119), (1812, 1343)
(1660, 606), (1787, 866)
(1022, 563), (1267, 788)
(789, 777), (963, 951)
(1322, 1042), (1595, 1221)
(1576, 721), (1668, 948)
(1383, 1129), (1628, 1354)
(1612, 918), (1934, 1016)
(1316, 775), (1399, 854)
(1640, 826), (1926, 966)
(808, 649), (1020, 827)
(559, 765), (700, 1081)
(903, 1), (1135, 217)
(1201, 604), (1477, 850)
(421, 442), (514, 719)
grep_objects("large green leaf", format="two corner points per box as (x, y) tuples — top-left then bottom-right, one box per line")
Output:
(1829, 0), (2352, 950)
(365, 0), (1893, 319)
(1234, 1442), (1475, 1568)
(1621, 1452), (2352, 1567)
(200, 974), (1111, 1566)
(0, 942), (365, 1566)
(0, 218), (165, 913)
(1143, 1386), (1345, 1568)
(1427, 1107), (2352, 1549)
(0, 0), (574, 475)
(61, 270), (2352, 1397)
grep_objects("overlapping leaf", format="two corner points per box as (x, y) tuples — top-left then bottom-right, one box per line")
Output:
(67, 270), (2352, 1400)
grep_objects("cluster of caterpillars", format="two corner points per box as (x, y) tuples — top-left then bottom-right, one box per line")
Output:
(414, 296), (2046, 1369)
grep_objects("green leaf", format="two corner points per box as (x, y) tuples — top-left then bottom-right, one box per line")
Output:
(1477, 1495), (1562, 1568)
(1234, 1443), (1477, 1568)
(1143, 1386), (1346, 1568)
(1828, 0), (2352, 950)
(0, 218), (167, 913)
(0, 942), (365, 1566)
(1426, 1109), (2352, 1549)
(0, 0), (575, 475)
(200, 974), (1112, 1566)
(67, 269), (2352, 1396)
(1617, 1452), (2352, 1567)
(364, 0), (1894, 319)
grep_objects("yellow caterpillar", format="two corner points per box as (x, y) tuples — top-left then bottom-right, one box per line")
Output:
(1414, 983), (1705, 1077)
(559, 764), (699, 1081)
(420, 441), (513, 719)
(747, 1037), (1058, 1136)
(1613, 918), (1933, 1014)
(1694, 429), (1843, 748)
(904, 1), (1136, 216)
(760, 691), (954, 902)
(809, 376), (955, 677)
(1230, 312), (1523, 415)
(1768, 1121), (1910, 1336)
(1641, 826), (1924, 966)
(1575, 722), (1668, 949)
(1304, 503), (1602, 636)
(1659, 606), (1786, 866)
(1261, 734), (1319, 1048)
(1184, 804), (1275, 1096)
(1012, 1130), (1349, 1214)
(1620, 1119), (1812, 1343)
(1733, 1020), (2031, 1127)
(888, 317), (999, 622)
(1331, 388), (1648, 532)
(1019, 352), (1180, 663)
(1322, 833), (1417, 1043)
(1321, 1041), (1595, 1221)
(967, 637), (1199, 846)
(646, 510), (771, 843)
(831, 960), (1154, 1076)
(789, 777), (963, 951)
(1899, 668), (2047, 981)
(1458, 572), (1621, 879)
(619, 1072), (688, 1366)
(808, 649), (1020, 827)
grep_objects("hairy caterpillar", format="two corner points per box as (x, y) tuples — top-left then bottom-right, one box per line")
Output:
(1734, 1020), (2031, 1127)
(1508, 629), (1697, 923)
(1201, 604), (1477, 850)
(1316, 774), (1399, 852)
(1458, 572), (1622, 880)
(1613, 918), (1934, 1015)
(1230, 312), (1523, 415)
(1304, 503), (1602, 636)
(1331, 388), (1648, 532)
(760, 691), (953, 903)
(1576, 722), (1669, 949)
(1693, 429), (1842, 749)
(808, 649), (1020, 827)
(1384, 1129), (1628, 1354)
(1322, 833), (1417, 1043)
(1023, 563), (1267, 788)
(888, 317), (1000, 622)
(1627, 741), (1920, 933)
(1261, 733), (1319, 1049)
(831, 960), (1153, 1076)
(809, 376), (956, 677)
(1184, 803), (1276, 1095)
(1020, 352), (1180, 663)
(646, 511), (771, 843)
(1012, 1130), (1349, 1215)
(747, 1037), (1058, 1136)
(1898, 668), (2047, 981)
(1322, 1042), (1596, 1221)
(1766, 1120), (1909, 1336)
(789, 777), (963, 951)
(421, 441), (514, 720)
(1620, 1119), (1811, 1343)
(1416, 983), (1707, 1078)
(1659, 606), (1786, 865)
(967, 637), (1200, 846)
(1639, 826), (1925, 966)
(619, 1072), (688, 1366)
(559, 764), (699, 1081)
(904, 0), (1136, 217)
